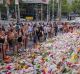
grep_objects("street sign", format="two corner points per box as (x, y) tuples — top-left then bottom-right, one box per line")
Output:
(0, 0), (3, 4)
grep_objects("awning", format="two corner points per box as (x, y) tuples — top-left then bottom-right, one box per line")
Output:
(22, 0), (49, 4)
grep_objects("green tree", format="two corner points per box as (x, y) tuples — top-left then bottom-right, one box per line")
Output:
(61, 0), (71, 16)
(48, 0), (71, 19)
(71, 0), (80, 14)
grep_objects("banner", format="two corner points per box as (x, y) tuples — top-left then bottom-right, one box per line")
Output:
(0, 0), (3, 4)
(22, 0), (49, 4)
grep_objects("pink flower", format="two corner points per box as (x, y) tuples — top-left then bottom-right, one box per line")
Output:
(6, 66), (11, 70)
(6, 72), (11, 74)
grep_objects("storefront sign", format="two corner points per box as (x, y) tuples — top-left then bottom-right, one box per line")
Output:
(26, 16), (33, 20)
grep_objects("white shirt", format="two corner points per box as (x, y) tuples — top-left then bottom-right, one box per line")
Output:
(47, 26), (51, 32)
(28, 26), (33, 32)
(44, 26), (48, 33)
(58, 25), (63, 29)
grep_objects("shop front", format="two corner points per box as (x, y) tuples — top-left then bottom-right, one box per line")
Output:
(20, 0), (49, 21)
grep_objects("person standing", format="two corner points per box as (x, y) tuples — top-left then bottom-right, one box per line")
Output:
(38, 25), (44, 42)
(54, 22), (58, 36)
(33, 25), (38, 48)
(43, 25), (48, 41)
(28, 24), (33, 41)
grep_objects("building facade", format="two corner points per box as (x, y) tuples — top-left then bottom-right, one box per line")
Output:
(20, 0), (49, 21)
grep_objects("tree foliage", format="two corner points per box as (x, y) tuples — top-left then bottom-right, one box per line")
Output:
(61, 0), (71, 16)
(71, 0), (80, 14)
(48, 0), (71, 17)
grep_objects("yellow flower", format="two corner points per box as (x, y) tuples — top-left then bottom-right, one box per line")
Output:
(70, 53), (78, 62)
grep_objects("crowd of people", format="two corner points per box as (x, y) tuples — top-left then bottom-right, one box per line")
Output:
(0, 21), (79, 61)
